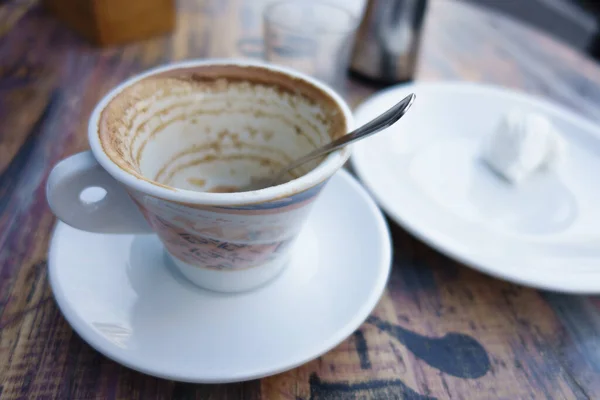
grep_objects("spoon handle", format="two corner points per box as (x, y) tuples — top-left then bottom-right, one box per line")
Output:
(274, 93), (416, 182)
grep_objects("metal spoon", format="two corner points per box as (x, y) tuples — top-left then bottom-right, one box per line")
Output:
(244, 93), (416, 191)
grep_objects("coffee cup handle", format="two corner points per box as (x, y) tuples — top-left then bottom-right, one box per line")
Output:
(46, 151), (152, 233)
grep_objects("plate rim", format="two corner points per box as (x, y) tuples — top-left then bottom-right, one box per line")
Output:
(48, 168), (392, 383)
(351, 81), (600, 294)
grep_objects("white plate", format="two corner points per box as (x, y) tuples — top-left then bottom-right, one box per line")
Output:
(351, 81), (600, 294)
(48, 170), (391, 383)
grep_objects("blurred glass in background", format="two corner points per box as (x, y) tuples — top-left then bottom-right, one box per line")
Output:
(263, 0), (358, 94)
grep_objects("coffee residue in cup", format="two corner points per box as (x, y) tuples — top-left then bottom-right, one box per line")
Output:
(98, 65), (347, 194)
(187, 178), (239, 193)
(187, 178), (207, 188)
(208, 185), (240, 193)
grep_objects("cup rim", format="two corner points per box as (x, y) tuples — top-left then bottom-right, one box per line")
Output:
(88, 58), (354, 206)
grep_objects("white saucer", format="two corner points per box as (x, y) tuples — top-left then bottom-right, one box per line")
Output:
(351, 81), (600, 294)
(48, 169), (391, 383)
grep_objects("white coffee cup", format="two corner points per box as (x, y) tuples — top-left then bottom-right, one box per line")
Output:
(46, 59), (353, 292)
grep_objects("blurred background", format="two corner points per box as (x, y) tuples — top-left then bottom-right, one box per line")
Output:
(318, 0), (600, 57)
(461, 0), (600, 54)
(236, 0), (600, 54)
(4, 0), (600, 53)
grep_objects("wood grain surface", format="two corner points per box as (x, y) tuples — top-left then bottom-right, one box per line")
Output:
(1, 0), (600, 399)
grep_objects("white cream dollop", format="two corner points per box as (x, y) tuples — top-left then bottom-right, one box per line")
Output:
(482, 110), (565, 184)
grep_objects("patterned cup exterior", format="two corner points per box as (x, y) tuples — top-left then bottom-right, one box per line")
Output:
(129, 181), (325, 271)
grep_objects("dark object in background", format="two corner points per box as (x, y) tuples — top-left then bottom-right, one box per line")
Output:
(350, 0), (428, 85)
(42, 0), (176, 46)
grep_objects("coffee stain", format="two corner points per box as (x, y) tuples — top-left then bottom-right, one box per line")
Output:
(187, 177), (206, 187)
(162, 154), (288, 186)
(207, 185), (240, 193)
(218, 130), (228, 140)
(130, 100), (323, 165)
(368, 316), (491, 379)
(263, 131), (274, 141)
(153, 139), (292, 182)
(135, 111), (188, 165)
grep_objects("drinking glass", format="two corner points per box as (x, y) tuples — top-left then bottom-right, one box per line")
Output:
(263, 1), (358, 93)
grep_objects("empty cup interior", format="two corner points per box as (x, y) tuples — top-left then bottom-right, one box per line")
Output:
(98, 65), (346, 192)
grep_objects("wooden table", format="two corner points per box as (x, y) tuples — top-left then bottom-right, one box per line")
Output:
(1, 0), (600, 398)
